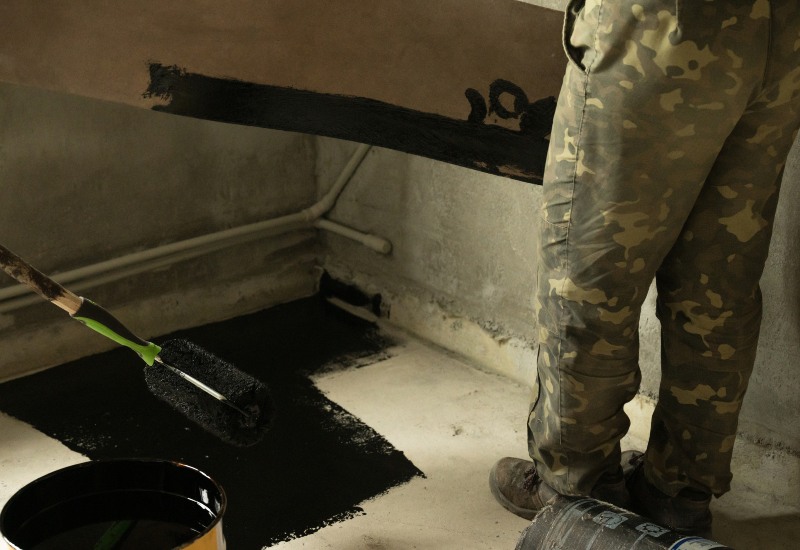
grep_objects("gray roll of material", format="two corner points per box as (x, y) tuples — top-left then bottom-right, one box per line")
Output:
(515, 496), (732, 550)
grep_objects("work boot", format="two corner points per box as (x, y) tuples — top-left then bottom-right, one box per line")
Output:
(489, 457), (630, 520)
(622, 450), (714, 539)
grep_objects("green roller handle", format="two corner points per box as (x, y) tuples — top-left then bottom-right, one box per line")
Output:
(71, 299), (162, 366)
(0, 242), (249, 419)
(72, 301), (232, 405)
(0, 244), (161, 366)
(93, 520), (136, 550)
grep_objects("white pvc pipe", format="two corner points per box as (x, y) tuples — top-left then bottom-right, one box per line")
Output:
(0, 143), (390, 312)
(301, 143), (372, 221)
(314, 219), (392, 254)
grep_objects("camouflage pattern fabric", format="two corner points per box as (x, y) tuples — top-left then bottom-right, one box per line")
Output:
(529, 0), (800, 498)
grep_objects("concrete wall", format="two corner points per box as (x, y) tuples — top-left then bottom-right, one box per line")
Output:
(0, 83), (320, 380)
(317, 139), (541, 383)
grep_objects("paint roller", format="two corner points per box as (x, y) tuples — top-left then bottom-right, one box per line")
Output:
(0, 243), (272, 447)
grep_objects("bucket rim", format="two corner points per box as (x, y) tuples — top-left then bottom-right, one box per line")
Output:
(0, 457), (227, 550)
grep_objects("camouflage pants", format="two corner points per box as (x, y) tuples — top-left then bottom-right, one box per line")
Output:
(529, 0), (800, 498)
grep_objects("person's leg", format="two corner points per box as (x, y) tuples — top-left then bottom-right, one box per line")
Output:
(629, 95), (800, 537)
(646, 1), (800, 501)
(528, 0), (772, 499)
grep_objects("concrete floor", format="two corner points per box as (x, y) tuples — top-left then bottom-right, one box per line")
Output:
(1, 328), (798, 549)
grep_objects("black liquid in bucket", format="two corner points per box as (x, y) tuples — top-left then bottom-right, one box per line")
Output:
(0, 459), (225, 550)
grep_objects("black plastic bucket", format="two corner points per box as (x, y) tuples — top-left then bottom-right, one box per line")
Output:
(0, 459), (226, 550)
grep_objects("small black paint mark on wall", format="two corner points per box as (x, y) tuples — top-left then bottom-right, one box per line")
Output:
(466, 79), (557, 141)
(144, 63), (553, 183)
(464, 88), (488, 124)
(490, 79), (529, 120)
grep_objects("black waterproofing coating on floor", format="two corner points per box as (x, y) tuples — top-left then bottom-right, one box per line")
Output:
(0, 296), (424, 548)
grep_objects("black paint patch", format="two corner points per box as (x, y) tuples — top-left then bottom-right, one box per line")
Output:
(319, 270), (382, 317)
(0, 297), (423, 548)
(144, 63), (551, 183)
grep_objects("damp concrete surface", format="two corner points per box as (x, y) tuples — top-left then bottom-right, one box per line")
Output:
(0, 298), (798, 549)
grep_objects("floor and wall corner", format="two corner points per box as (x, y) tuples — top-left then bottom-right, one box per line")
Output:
(1, 6), (799, 549)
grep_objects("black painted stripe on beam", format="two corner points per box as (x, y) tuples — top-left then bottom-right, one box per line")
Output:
(145, 64), (553, 184)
